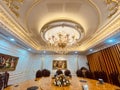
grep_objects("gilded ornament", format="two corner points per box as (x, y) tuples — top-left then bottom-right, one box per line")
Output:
(2, 0), (24, 17)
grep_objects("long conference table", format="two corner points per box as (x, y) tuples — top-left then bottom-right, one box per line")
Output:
(5, 76), (120, 90)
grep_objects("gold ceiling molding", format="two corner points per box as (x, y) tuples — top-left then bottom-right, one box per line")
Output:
(2, 0), (24, 17)
(104, 0), (120, 18)
(78, 13), (120, 51)
(24, 0), (106, 51)
(40, 19), (84, 32)
(0, 5), (40, 50)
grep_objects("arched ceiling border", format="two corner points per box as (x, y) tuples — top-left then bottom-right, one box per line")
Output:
(24, 0), (42, 33)
(75, 0), (102, 44)
(25, 0), (101, 34)
(87, 0), (101, 30)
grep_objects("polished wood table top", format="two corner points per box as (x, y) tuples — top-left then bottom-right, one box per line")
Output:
(5, 76), (120, 90)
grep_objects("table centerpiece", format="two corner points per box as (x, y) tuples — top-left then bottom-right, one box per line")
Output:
(53, 74), (70, 87)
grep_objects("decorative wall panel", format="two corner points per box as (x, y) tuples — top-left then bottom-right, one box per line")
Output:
(87, 43), (120, 83)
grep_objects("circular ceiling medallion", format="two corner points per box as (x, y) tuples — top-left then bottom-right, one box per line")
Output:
(40, 20), (85, 47)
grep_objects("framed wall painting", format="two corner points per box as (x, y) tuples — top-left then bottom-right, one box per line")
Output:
(0, 53), (19, 71)
(53, 60), (67, 70)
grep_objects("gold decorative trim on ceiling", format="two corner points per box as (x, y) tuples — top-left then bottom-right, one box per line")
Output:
(0, 0), (119, 52)
(40, 19), (84, 33)
(0, 5), (40, 50)
(78, 13), (120, 51)
(2, 0), (24, 17)
(104, 0), (120, 18)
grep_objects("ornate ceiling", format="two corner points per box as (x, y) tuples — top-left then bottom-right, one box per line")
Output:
(0, 0), (120, 53)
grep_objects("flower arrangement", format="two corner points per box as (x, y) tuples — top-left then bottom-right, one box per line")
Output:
(53, 74), (70, 86)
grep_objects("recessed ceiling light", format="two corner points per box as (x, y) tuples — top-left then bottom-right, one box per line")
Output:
(89, 49), (93, 52)
(43, 51), (46, 53)
(10, 38), (15, 41)
(28, 48), (31, 51)
(75, 51), (78, 53)
(107, 39), (114, 43)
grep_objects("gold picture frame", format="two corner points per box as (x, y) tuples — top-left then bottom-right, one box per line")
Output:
(0, 53), (19, 71)
(53, 60), (67, 70)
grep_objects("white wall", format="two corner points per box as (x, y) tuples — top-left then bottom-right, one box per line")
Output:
(0, 37), (89, 85)
(0, 37), (33, 84)
(27, 54), (43, 79)
(28, 54), (89, 76)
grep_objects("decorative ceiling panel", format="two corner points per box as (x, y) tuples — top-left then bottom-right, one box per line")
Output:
(0, 0), (120, 54)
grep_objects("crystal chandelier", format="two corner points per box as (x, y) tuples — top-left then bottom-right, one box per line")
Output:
(47, 31), (79, 48)
(46, 30), (79, 54)
(40, 20), (85, 54)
